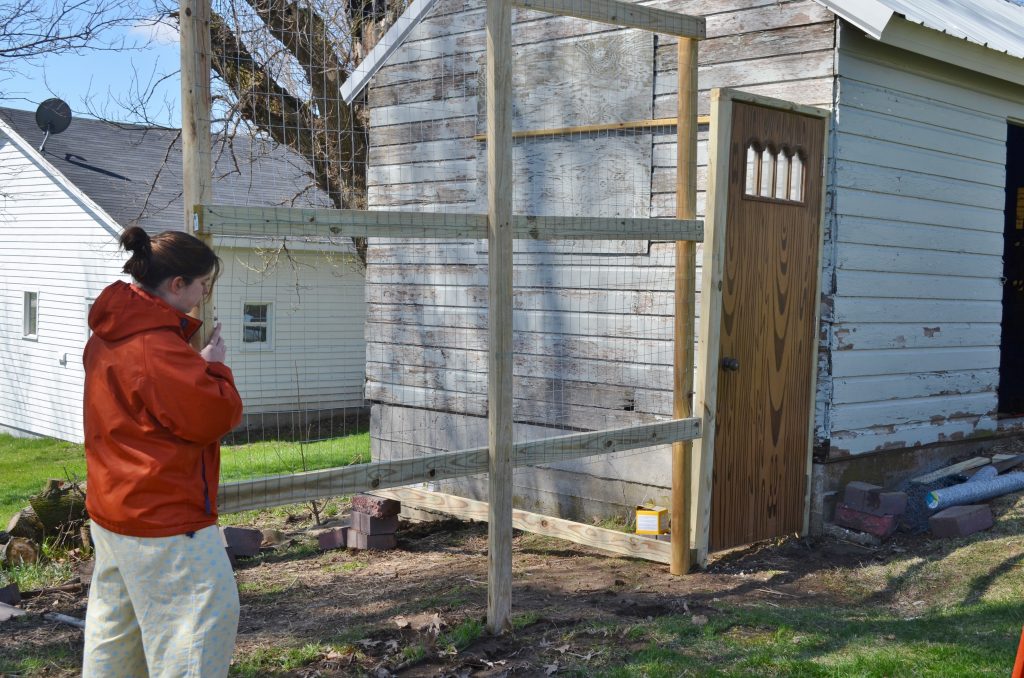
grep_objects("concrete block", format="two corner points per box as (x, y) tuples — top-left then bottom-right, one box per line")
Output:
(351, 511), (398, 535)
(0, 583), (20, 606)
(929, 505), (993, 538)
(834, 504), (897, 538)
(317, 527), (348, 551)
(347, 529), (398, 551)
(843, 482), (907, 516)
(351, 494), (401, 518)
(823, 522), (881, 547)
(221, 526), (262, 558)
(0, 602), (26, 623)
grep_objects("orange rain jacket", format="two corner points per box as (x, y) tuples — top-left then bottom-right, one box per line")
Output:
(83, 281), (243, 538)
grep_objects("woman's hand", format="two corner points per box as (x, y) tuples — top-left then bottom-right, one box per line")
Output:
(200, 322), (227, 363)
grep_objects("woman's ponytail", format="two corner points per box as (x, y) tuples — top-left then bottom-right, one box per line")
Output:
(119, 227), (220, 292)
(120, 226), (153, 282)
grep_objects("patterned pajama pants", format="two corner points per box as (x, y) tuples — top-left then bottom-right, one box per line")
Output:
(82, 523), (239, 678)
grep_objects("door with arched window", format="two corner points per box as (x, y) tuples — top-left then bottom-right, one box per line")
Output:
(710, 98), (827, 551)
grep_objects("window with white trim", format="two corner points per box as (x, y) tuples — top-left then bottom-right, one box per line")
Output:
(23, 291), (38, 339)
(242, 302), (272, 349)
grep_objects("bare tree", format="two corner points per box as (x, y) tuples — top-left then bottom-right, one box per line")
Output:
(0, 1), (149, 80)
(173, 0), (410, 265)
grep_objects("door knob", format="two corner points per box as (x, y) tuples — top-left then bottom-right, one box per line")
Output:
(721, 357), (739, 372)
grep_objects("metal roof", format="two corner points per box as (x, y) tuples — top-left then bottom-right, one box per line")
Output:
(818, 0), (1024, 60)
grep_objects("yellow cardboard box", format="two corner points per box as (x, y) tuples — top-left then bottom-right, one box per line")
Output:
(635, 505), (668, 535)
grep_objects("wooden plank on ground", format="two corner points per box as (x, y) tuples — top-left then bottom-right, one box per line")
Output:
(219, 417), (702, 514)
(197, 205), (702, 242)
(373, 487), (672, 564)
(513, 0), (705, 39)
(911, 456), (991, 485)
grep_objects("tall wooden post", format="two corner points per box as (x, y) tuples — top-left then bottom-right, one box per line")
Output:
(485, 0), (514, 633)
(180, 0), (214, 347)
(671, 37), (698, 575)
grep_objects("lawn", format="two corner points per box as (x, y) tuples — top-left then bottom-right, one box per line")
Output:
(0, 431), (370, 525)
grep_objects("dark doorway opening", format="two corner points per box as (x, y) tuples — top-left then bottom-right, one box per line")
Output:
(999, 122), (1024, 414)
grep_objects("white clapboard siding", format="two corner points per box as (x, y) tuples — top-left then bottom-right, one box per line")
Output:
(216, 246), (367, 413)
(0, 132), (126, 442)
(364, 0), (837, 465)
(824, 29), (1024, 455)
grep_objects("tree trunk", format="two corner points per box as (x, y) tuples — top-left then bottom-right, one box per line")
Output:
(5, 507), (45, 543)
(28, 479), (86, 534)
(0, 538), (40, 567)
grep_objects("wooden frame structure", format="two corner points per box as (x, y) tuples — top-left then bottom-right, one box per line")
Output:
(183, 0), (709, 634)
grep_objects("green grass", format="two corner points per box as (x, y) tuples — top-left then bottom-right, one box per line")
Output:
(0, 432), (370, 524)
(438, 618), (484, 652)
(592, 600), (1024, 677)
(0, 435), (86, 523)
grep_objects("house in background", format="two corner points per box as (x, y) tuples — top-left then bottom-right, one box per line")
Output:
(345, 0), (1024, 548)
(0, 106), (367, 443)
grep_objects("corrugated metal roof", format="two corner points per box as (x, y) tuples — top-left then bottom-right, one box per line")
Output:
(824, 0), (1024, 60)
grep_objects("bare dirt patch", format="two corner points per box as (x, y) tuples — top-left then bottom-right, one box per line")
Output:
(0, 509), (972, 677)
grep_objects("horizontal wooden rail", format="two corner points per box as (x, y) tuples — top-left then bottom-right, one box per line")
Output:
(196, 205), (703, 242)
(219, 417), (701, 514)
(513, 0), (705, 39)
(374, 487), (672, 564)
(473, 115), (712, 142)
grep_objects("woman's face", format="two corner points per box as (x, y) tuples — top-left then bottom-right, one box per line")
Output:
(157, 272), (213, 314)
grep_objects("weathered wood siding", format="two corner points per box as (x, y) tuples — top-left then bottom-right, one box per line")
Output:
(821, 26), (1024, 456)
(365, 0), (837, 515)
(216, 243), (368, 414)
(0, 131), (125, 442)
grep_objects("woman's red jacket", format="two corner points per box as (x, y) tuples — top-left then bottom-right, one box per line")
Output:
(83, 281), (243, 538)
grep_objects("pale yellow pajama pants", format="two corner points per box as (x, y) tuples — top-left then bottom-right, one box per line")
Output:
(83, 522), (239, 678)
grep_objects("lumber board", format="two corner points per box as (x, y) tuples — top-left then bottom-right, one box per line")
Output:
(472, 115), (712, 141)
(512, 0), (705, 39)
(218, 417), (701, 514)
(373, 487), (672, 564)
(911, 456), (991, 485)
(197, 205), (702, 242)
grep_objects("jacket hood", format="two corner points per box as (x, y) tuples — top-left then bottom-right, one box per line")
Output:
(89, 281), (201, 342)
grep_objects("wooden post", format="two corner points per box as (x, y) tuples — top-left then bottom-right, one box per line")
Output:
(180, 0), (214, 347)
(485, 0), (514, 634)
(671, 37), (698, 576)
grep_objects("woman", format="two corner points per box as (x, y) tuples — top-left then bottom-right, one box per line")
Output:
(82, 226), (243, 677)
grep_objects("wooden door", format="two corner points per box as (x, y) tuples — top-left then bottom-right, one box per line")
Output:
(710, 100), (826, 551)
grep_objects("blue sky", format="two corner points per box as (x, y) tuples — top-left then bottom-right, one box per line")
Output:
(2, 20), (183, 127)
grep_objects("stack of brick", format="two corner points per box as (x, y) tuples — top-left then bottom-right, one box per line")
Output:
(833, 481), (908, 540)
(348, 494), (400, 550)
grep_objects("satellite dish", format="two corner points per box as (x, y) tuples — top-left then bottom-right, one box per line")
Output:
(35, 98), (72, 152)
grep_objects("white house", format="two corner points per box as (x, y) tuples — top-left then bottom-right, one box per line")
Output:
(0, 107), (367, 443)
(341, 0), (1024, 547)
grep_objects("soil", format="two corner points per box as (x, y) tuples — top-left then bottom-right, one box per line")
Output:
(0, 512), (941, 677)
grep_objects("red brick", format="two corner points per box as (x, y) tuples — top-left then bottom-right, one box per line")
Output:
(929, 505), (993, 538)
(347, 529), (397, 550)
(351, 511), (398, 535)
(317, 527), (348, 551)
(843, 482), (907, 516)
(221, 526), (263, 557)
(843, 482), (882, 510)
(834, 504), (897, 538)
(351, 494), (401, 518)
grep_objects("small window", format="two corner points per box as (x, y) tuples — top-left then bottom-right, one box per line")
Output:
(242, 302), (272, 349)
(23, 292), (38, 339)
(743, 141), (806, 204)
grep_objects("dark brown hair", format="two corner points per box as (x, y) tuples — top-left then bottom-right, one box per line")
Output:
(120, 227), (221, 294)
